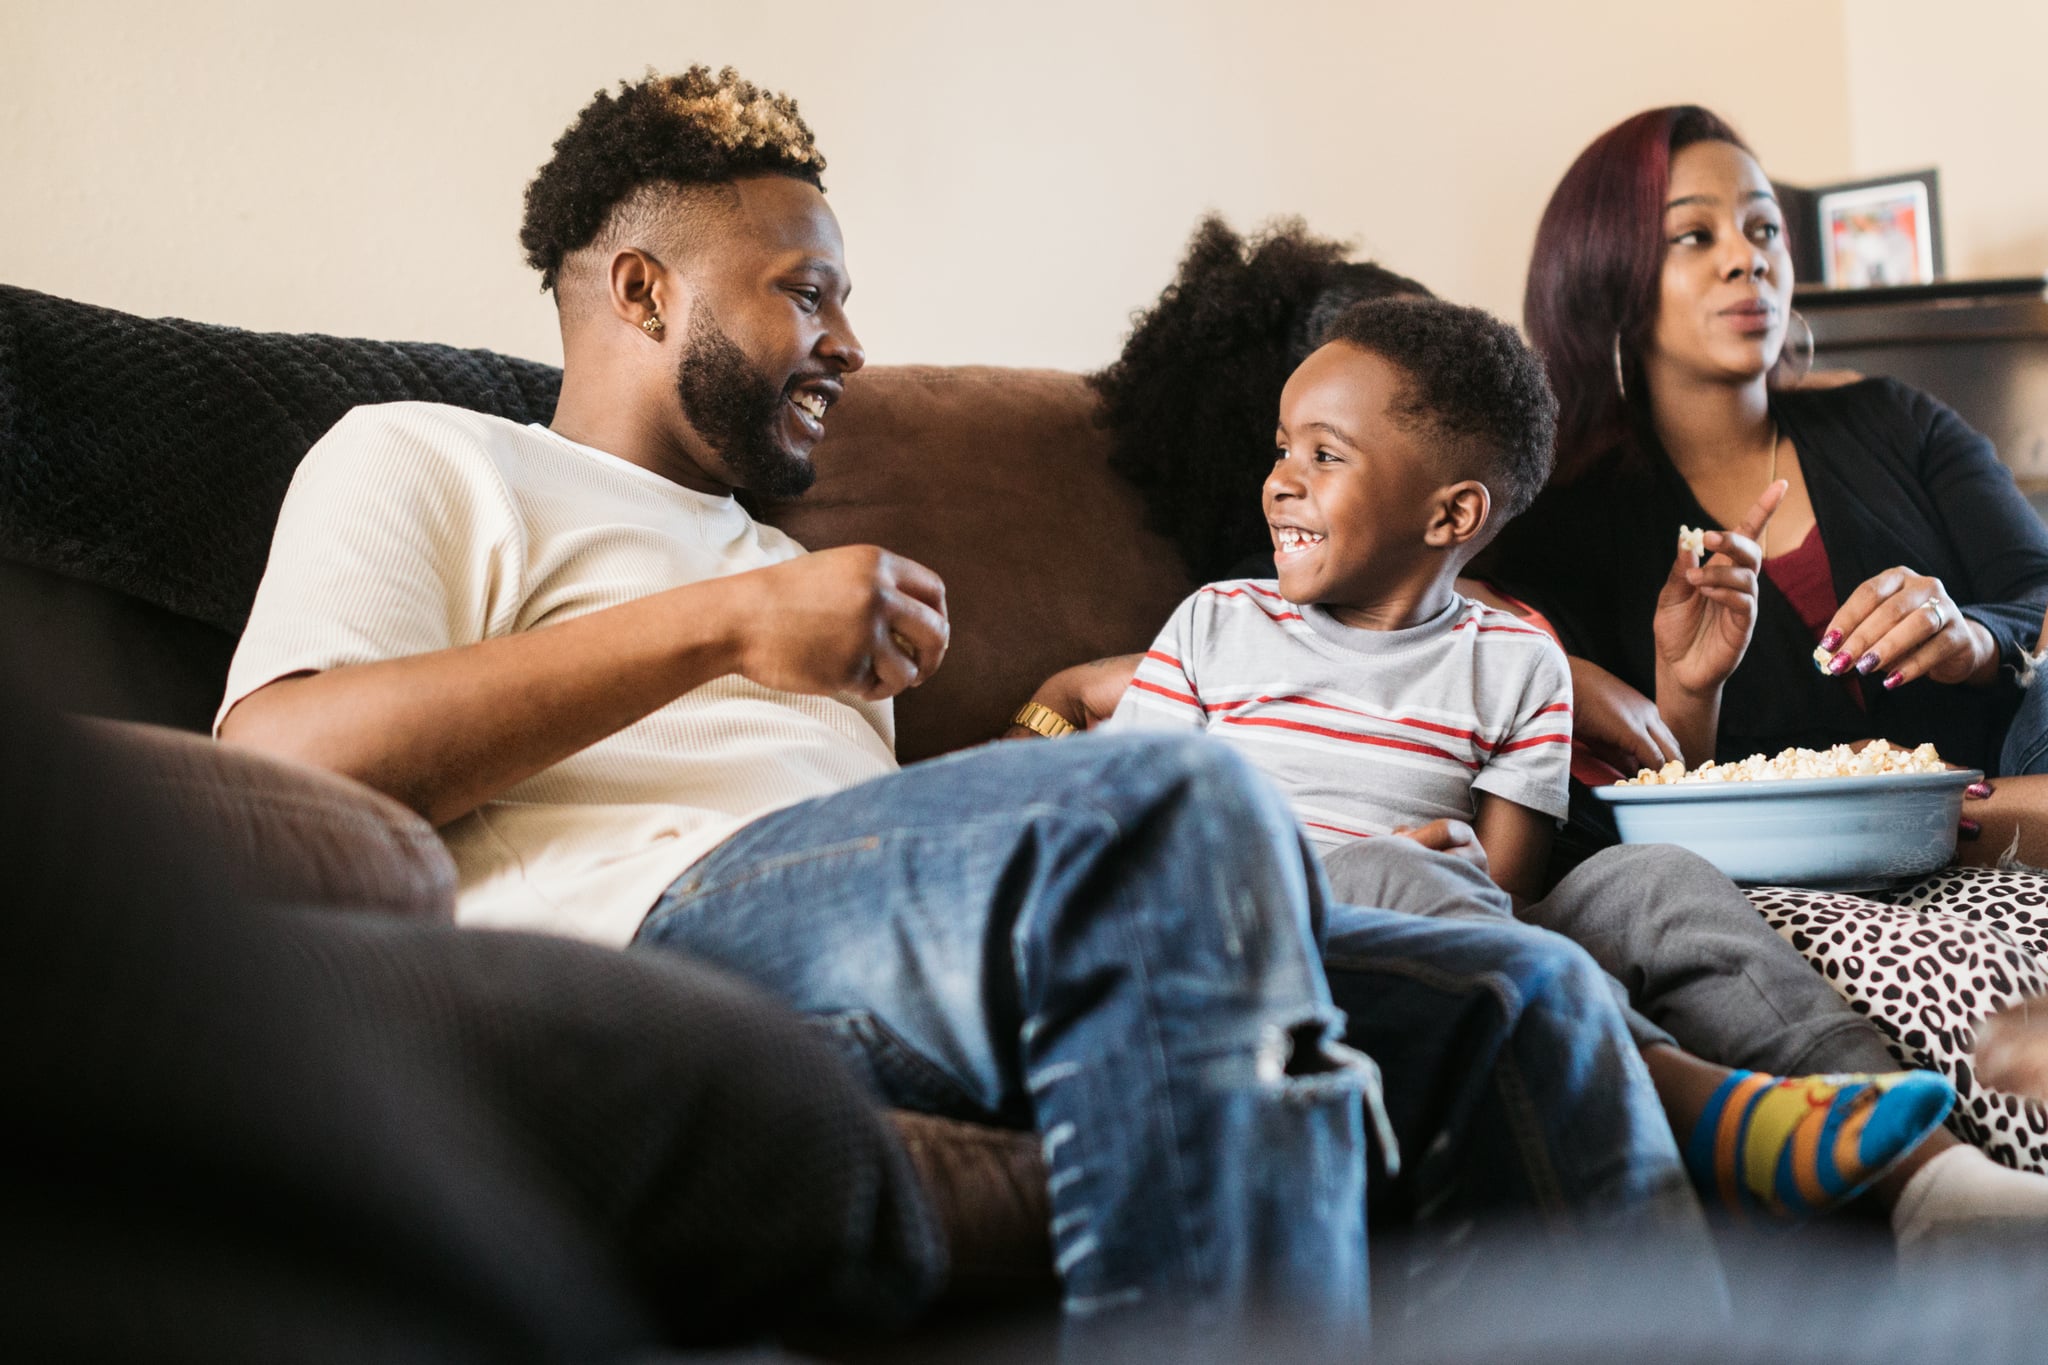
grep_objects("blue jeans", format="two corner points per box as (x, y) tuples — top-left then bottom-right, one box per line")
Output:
(2001, 674), (2048, 775)
(634, 734), (1705, 1328)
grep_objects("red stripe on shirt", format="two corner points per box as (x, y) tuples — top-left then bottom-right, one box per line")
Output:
(1449, 603), (1555, 639)
(1494, 733), (1572, 755)
(1129, 677), (1202, 708)
(1196, 691), (1512, 751)
(1451, 621), (1555, 638)
(1265, 693), (1500, 748)
(1304, 820), (1381, 840)
(1219, 713), (1484, 770)
(1145, 649), (1183, 670)
(1198, 584), (1304, 622)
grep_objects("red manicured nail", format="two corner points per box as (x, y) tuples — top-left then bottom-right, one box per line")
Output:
(1820, 629), (1843, 651)
(1966, 782), (1994, 799)
(1855, 651), (1882, 675)
(1828, 651), (1853, 675)
(1960, 817), (1983, 839)
(1882, 670), (1904, 690)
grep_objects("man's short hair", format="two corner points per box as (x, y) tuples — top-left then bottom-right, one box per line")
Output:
(521, 66), (826, 293)
(1320, 298), (1558, 527)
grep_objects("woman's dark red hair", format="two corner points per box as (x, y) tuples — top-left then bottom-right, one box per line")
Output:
(1523, 106), (1753, 482)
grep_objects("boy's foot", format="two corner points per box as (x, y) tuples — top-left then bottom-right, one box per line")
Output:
(1684, 1070), (1955, 1219)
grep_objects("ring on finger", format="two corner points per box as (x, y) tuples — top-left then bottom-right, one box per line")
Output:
(1922, 600), (1948, 633)
(888, 628), (920, 670)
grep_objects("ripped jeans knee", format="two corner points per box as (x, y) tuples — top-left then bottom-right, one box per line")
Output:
(1256, 1015), (1400, 1176)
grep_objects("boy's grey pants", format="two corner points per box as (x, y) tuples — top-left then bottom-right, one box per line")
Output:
(1321, 838), (1903, 1076)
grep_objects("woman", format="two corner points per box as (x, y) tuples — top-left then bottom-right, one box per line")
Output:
(1490, 105), (2048, 1170)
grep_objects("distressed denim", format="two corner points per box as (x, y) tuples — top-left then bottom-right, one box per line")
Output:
(634, 733), (1708, 1329)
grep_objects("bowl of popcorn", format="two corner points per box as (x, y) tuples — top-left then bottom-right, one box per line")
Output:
(1589, 740), (1982, 889)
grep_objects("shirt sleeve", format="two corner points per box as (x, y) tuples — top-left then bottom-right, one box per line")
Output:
(1905, 383), (2048, 676)
(1106, 592), (1209, 733)
(1470, 635), (1575, 822)
(215, 405), (527, 733)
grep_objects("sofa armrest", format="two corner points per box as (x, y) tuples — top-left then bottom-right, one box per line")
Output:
(887, 1110), (1055, 1304)
(85, 719), (456, 920)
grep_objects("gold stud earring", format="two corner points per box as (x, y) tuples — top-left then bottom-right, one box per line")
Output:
(641, 314), (665, 338)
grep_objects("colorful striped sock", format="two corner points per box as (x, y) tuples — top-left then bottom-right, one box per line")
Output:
(1684, 1070), (1955, 1219)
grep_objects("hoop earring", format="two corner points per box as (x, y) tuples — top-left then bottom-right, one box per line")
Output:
(1780, 308), (1814, 383)
(1612, 331), (1627, 402)
(641, 314), (665, 339)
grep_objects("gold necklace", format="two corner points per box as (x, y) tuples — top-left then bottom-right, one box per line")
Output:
(1763, 418), (1780, 559)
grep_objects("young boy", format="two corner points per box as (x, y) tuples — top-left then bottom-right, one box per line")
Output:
(1098, 296), (1954, 1220)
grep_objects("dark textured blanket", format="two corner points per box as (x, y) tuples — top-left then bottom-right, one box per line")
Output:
(0, 285), (562, 632)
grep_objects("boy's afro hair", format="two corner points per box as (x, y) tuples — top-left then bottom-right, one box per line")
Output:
(1088, 216), (1428, 580)
(1321, 297), (1559, 523)
(521, 65), (826, 292)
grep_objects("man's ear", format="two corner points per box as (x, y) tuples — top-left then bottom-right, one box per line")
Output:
(1424, 481), (1492, 548)
(607, 247), (677, 339)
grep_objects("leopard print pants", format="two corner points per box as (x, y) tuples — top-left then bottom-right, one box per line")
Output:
(1747, 867), (2048, 1172)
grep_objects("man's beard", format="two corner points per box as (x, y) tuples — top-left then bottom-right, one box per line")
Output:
(674, 301), (817, 499)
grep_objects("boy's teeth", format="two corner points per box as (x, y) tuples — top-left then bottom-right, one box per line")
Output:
(791, 392), (827, 420)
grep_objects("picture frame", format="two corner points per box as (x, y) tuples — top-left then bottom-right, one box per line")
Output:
(1804, 169), (1945, 289)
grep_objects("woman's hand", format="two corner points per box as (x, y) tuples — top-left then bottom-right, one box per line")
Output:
(1818, 568), (1999, 690)
(1652, 479), (1787, 698)
(1569, 656), (1684, 775)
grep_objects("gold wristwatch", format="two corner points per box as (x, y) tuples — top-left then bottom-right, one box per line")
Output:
(1011, 701), (1079, 739)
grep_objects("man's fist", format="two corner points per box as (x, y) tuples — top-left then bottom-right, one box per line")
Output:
(725, 545), (949, 700)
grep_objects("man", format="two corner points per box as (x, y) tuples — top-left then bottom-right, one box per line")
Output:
(217, 66), (1706, 1330)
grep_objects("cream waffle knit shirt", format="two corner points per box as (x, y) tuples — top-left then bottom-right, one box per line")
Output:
(217, 401), (897, 946)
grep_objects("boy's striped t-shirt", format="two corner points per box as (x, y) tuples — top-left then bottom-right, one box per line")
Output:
(1107, 581), (1573, 851)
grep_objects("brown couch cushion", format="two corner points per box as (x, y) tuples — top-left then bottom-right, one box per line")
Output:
(760, 366), (1193, 763)
(87, 719), (457, 920)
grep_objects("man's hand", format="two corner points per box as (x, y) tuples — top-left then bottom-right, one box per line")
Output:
(1003, 654), (1141, 739)
(1390, 819), (1490, 874)
(728, 546), (949, 700)
(1570, 656), (1683, 775)
(221, 544), (949, 828)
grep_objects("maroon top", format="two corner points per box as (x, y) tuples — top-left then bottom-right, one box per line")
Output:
(1764, 523), (1863, 709)
(1763, 523), (1837, 636)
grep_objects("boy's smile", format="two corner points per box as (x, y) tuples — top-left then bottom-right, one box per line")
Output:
(1265, 342), (1457, 629)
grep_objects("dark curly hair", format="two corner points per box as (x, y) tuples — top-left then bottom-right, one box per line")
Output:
(1088, 216), (1429, 580)
(521, 66), (827, 293)
(1321, 297), (1558, 530)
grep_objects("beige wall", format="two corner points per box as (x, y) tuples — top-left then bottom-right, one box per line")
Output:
(1, 1), (1866, 370)
(1843, 0), (2048, 282)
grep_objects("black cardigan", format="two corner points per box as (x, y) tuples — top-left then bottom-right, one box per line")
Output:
(1487, 378), (2048, 774)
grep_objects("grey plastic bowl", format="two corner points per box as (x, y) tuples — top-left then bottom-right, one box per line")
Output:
(1588, 767), (1983, 889)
